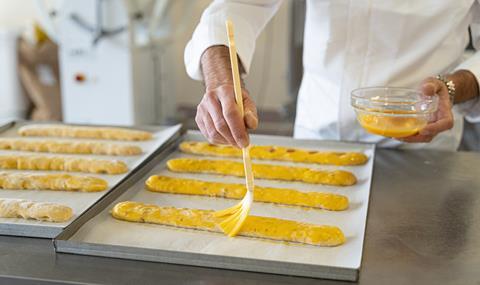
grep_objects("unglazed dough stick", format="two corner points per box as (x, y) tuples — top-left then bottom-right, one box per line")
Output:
(0, 155), (128, 174)
(180, 141), (368, 166)
(112, 201), (345, 247)
(0, 198), (73, 222)
(167, 158), (357, 186)
(0, 172), (108, 192)
(18, 124), (152, 141)
(146, 176), (349, 211)
(0, 138), (142, 156)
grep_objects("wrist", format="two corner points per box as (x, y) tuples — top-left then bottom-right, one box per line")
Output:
(445, 69), (479, 104)
(200, 45), (245, 91)
(435, 75), (456, 104)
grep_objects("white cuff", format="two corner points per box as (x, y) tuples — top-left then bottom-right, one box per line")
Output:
(454, 52), (480, 123)
(184, 14), (256, 81)
(453, 96), (480, 123)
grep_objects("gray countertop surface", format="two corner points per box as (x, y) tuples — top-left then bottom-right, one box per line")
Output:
(0, 149), (479, 285)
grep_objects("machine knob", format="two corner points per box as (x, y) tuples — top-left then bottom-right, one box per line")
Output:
(74, 73), (86, 82)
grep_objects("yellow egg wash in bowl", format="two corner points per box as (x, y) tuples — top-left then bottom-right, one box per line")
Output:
(351, 87), (438, 138)
(356, 111), (428, 138)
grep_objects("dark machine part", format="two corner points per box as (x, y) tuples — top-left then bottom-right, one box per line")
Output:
(69, 0), (126, 47)
(284, 0), (305, 119)
(460, 120), (480, 151)
(459, 28), (480, 151)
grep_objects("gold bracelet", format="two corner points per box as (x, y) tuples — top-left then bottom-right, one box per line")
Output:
(436, 75), (456, 104)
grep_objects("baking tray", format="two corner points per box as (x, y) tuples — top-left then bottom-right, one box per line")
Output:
(55, 131), (375, 281)
(0, 120), (183, 238)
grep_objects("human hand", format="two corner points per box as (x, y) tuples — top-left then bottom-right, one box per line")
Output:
(195, 84), (258, 148)
(399, 77), (453, 143)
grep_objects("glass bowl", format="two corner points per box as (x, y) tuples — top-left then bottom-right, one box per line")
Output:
(351, 87), (439, 138)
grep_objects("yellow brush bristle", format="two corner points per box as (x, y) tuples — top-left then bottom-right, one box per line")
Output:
(213, 202), (242, 218)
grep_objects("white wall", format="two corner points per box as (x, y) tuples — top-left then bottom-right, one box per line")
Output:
(0, 0), (37, 29)
(0, 0), (37, 119)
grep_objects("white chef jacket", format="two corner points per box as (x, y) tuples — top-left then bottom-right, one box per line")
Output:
(185, 0), (480, 151)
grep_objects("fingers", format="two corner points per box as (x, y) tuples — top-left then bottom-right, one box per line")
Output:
(203, 112), (228, 144)
(398, 133), (434, 143)
(195, 109), (207, 138)
(420, 78), (442, 96)
(400, 115), (454, 143)
(398, 108), (454, 143)
(243, 91), (258, 130)
(399, 77), (454, 143)
(204, 92), (237, 145)
(195, 85), (257, 148)
(419, 116), (454, 137)
(421, 77), (451, 107)
(195, 105), (227, 145)
(217, 87), (249, 147)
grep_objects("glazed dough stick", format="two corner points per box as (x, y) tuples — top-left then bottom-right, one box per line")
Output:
(18, 124), (152, 141)
(0, 138), (142, 156)
(112, 201), (346, 247)
(0, 198), (73, 222)
(0, 172), (108, 192)
(0, 155), (128, 174)
(179, 141), (368, 166)
(146, 175), (349, 211)
(167, 158), (357, 186)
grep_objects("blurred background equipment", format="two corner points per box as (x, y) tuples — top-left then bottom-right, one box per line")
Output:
(0, 0), (292, 131)
(0, 27), (29, 121)
(0, 0), (477, 150)
(18, 22), (61, 121)
(35, 0), (180, 126)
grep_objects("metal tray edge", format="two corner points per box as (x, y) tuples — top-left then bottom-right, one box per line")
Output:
(0, 224), (62, 238)
(55, 239), (358, 281)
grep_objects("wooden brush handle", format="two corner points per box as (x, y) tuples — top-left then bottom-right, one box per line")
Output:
(226, 20), (245, 117)
(225, 20), (254, 194)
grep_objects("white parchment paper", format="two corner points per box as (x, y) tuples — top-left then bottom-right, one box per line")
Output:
(67, 131), (375, 270)
(0, 121), (181, 231)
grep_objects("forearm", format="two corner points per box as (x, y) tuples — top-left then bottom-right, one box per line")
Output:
(200, 45), (245, 91)
(446, 69), (480, 104)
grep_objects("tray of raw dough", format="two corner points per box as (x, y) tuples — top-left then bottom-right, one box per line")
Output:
(0, 120), (182, 238)
(54, 131), (375, 281)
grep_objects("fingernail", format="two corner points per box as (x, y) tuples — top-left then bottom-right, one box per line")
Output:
(238, 137), (249, 148)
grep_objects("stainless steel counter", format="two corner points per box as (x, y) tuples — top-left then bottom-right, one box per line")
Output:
(0, 149), (479, 285)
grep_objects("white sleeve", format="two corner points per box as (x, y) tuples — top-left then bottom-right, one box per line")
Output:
(184, 0), (283, 81)
(454, 2), (480, 123)
(454, 53), (480, 123)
